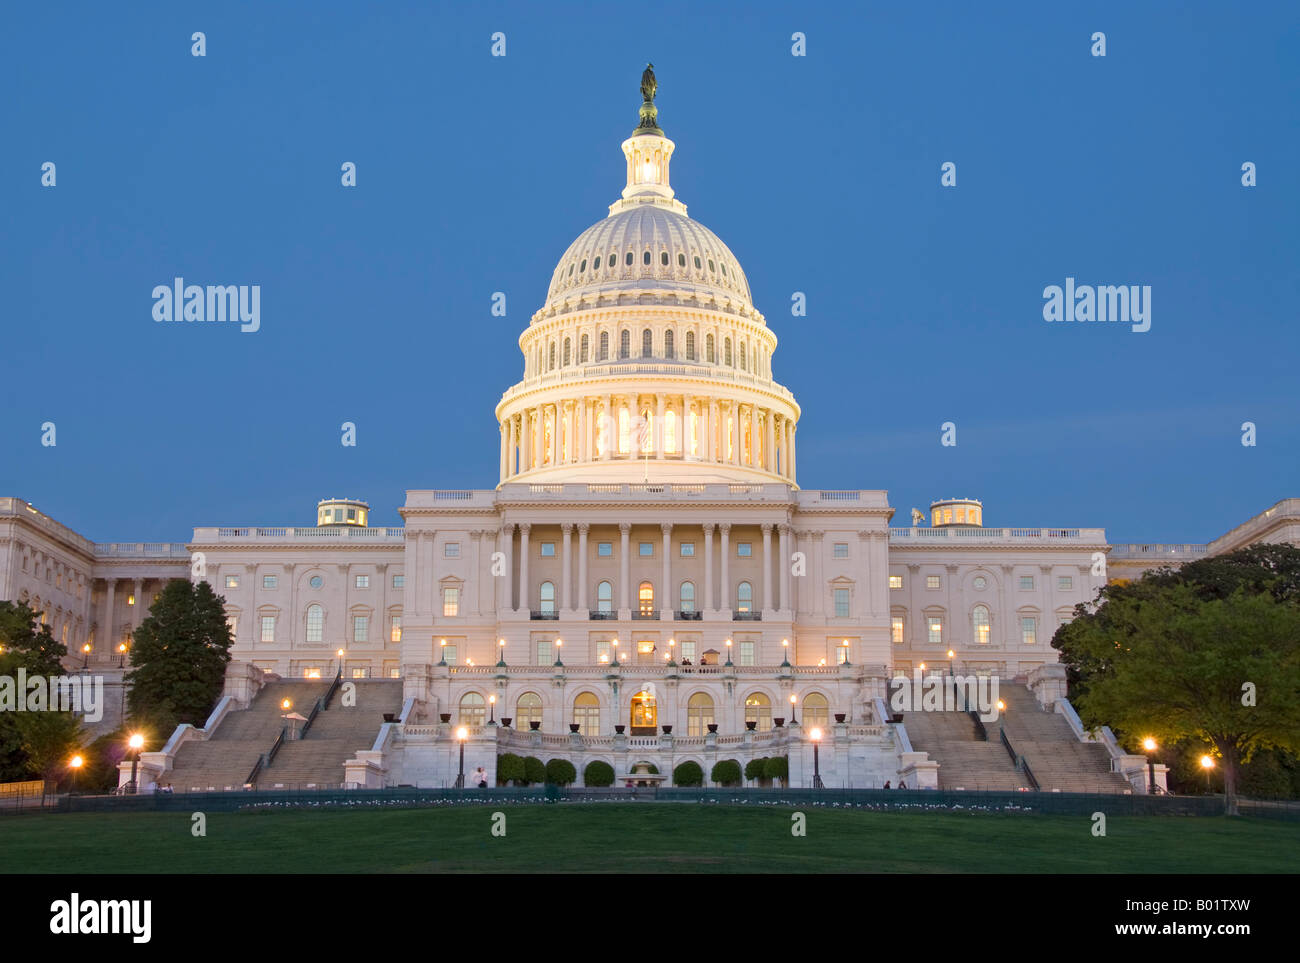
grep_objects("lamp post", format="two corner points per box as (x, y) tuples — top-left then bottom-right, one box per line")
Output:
(1200, 755), (1216, 794)
(497, 638), (507, 667)
(1142, 737), (1158, 794)
(725, 639), (733, 666)
(438, 639), (447, 666)
(789, 693), (798, 725)
(117, 642), (128, 669)
(840, 638), (851, 666)
(781, 638), (790, 667)
(611, 639), (619, 666)
(127, 733), (144, 794)
(280, 698), (293, 712)
(81, 643), (91, 669)
(336, 648), (345, 678)
(667, 638), (676, 667)
(996, 698), (1006, 744)
(69, 754), (84, 794)
(455, 726), (468, 788)
(554, 638), (563, 667)
(489, 694), (496, 724)
(810, 727), (824, 789)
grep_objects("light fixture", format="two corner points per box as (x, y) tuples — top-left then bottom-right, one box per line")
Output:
(456, 727), (468, 742)
(1142, 737), (1157, 752)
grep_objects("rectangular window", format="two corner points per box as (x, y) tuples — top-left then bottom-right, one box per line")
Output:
(679, 542), (695, 557)
(260, 615), (276, 643)
(927, 617), (943, 645)
(737, 542), (752, 557)
(351, 667), (371, 679)
(596, 640), (612, 663)
(353, 615), (369, 643)
(739, 641), (755, 666)
(443, 587), (459, 617)
(445, 542), (460, 558)
(639, 542), (653, 557)
(1020, 576), (1035, 590)
(833, 542), (849, 558)
(926, 575), (941, 589)
(891, 616), (904, 644)
(356, 575), (370, 589)
(536, 640), (552, 664)
(680, 641), (697, 663)
(1058, 576), (1072, 590)
(263, 575), (278, 589)
(388, 666), (401, 679)
(597, 542), (613, 557)
(834, 588), (850, 618)
(541, 542), (555, 557)
(889, 575), (903, 589)
(392, 575), (406, 588)
(225, 575), (240, 589)
(302, 666), (323, 679)
(390, 616), (402, 643)
(443, 644), (458, 665)
(1022, 617), (1037, 645)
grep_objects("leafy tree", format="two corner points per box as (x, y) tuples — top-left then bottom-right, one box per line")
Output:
(522, 756), (546, 785)
(497, 753), (524, 785)
(583, 760), (615, 787)
(744, 757), (768, 784)
(0, 601), (70, 781)
(125, 580), (232, 741)
(1058, 582), (1300, 814)
(672, 760), (703, 787)
(14, 711), (87, 786)
(545, 758), (576, 786)
(762, 755), (788, 785)
(711, 759), (742, 786)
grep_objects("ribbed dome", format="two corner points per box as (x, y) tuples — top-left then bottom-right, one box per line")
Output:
(545, 206), (752, 308)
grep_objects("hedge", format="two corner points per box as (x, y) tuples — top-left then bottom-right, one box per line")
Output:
(522, 756), (546, 785)
(673, 760), (704, 787)
(497, 753), (525, 785)
(545, 758), (577, 786)
(711, 759), (743, 787)
(584, 760), (615, 787)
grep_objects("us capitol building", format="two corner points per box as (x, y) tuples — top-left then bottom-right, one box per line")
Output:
(2, 70), (1295, 792)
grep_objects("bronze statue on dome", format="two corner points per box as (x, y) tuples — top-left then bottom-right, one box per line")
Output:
(640, 63), (657, 103)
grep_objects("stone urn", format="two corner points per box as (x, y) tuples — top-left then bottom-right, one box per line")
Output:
(439, 713), (452, 724)
(615, 725), (626, 734)
(745, 721), (757, 731)
(661, 725), (673, 735)
(706, 723), (719, 733)
(834, 713), (846, 723)
(569, 723), (581, 733)
(773, 717), (785, 728)
(529, 721), (541, 731)
(501, 717), (512, 728)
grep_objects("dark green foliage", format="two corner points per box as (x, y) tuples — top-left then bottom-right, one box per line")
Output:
(744, 757), (767, 782)
(497, 753), (524, 785)
(711, 759), (742, 786)
(545, 758), (576, 786)
(0, 601), (71, 781)
(763, 756), (788, 782)
(522, 756), (546, 785)
(583, 760), (615, 786)
(672, 760), (703, 786)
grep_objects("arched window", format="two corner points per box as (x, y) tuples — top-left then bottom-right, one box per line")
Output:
(580, 334), (589, 363)
(573, 692), (600, 736)
(608, 251), (616, 268)
(598, 331), (609, 361)
(664, 408), (677, 453)
(745, 692), (772, 732)
(516, 692), (543, 730)
(664, 330), (674, 359)
(739, 339), (747, 371)
(548, 342), (555, 370)
(973, 605), (991, 645)
(803, 692), (829, 730)
(625, 251), (633, 266)
(563, 338), (571, 366)
(306, 604), (323, 643)
(642, 328), (652, 358)
(678, 253), (686, 267)
(724, 338), (733, 366)
(685, 331), (695, 360)
(630, 688), (657, 732)
(706, 334), (715, 363)
(694, 255), (702, 269)
(593, 255), (601, 270)
(708, 258), (716, 273)
(736, 581), (753, 614)
(579, 258), (586, 273)
(539, 581), (555, 615)
(660, 251), (669, 266)
(597, 581), (613, 614)
(679, 581), (695, 614)
(459, 692), (486, 726)
(687, 692), (715, 737)
(619, 330), (630, 359)
(643, 250), (651, 265)
(638, 581), (654, 616)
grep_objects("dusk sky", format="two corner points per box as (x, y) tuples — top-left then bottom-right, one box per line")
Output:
(3, 1), (1296, 544)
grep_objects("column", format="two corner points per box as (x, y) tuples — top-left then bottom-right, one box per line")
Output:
(517, 524), (531, 614)
(749, 404), (758, 468)
(661, 522), (672, 617)
(602, 394), (613, 459)
(761, 523), (774, 613)
(783, 418), (792, 478)
(132, 579), (145, 631)
(701, 399), (711, 462)
(499, 423), (507, 480)
(534, 404), (544, 468)
(702, 524), (715, 612)
(729, 401), (740, 465)
(779, 524), (792, 613)
(765, 409), (776, 473)
(719, 524), (731, 615)
(1000, 565), (1014, 648)
(813, 531), (826, 615)
(577, 523), (590, 611)
(499, 523), (514, 613)
(102, 579), (117, 656)
(619, 523), (631, 614)
(561, 524), (573, 611)
(655, 393), (666, 457)
(790, 422), (797, 482)
(684, 394), (695, 459)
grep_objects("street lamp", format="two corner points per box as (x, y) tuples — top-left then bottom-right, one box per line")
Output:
(455, 726), (468, 788)
(69, 754), (84, 794)
(489, 694), (496, 724)
(1142, 737), (1158, 795)
(667, 638), (676, 666)
(789, 693), (798, 725)
(81, 643), (91, 669)
(725, 638), (733, 666)
(840, 638), (851, 666)
(1200, 754), (1215, 793)
(810, 727), (825, 789)
(497, 638), (507, 667)
(439, 639), (447, 666)
(127, 733), (144, 794)
(336, 648), (345, 677)
(781, 638), (790, 667)
(280, 698), (293, 711)
(554, 638), (564, 667)
(117, 642), (128, 668)
(611, 639), (619, 666)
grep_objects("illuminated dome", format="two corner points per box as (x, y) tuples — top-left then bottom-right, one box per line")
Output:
(496, 67), (800, 487)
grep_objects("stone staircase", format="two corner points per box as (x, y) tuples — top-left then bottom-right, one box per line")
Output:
(167, 681), (327, 792)
(997, 687), (1132, 793)
(903, 707), (1030, 791)
(260, 680), (404, 789)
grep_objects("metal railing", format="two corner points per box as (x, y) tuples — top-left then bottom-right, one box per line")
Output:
(322, 669), (343, 709)
(968, 710), (987, 741)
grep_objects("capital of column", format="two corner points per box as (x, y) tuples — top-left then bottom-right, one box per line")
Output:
(577, 522), (590, 535)
(519, 523), (531, 535)
(702, 523), (715, 535)
(561, 523), (573, 535)
(660, 522), (673, 536)
(761, 523), (773, 536)
(719, 523), (731, 535)
(619, 522), (632, 534)
(500, 522), (514, 536)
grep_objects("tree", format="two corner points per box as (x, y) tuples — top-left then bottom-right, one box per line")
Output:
(497, 753), (524, 786)
(0, 601), (69, 782)
(711, 759), (742, 786)
(545, 758), (576, 786)
(1059, 582), (1300, 814)
(583, 760), (615, 787)
(763, 755), (789, 785)
(125, 580), (232, 741)
(522, 756), (546, 785)
(672, 760), (703, 787)
(744, 757), (768, 784)
(13, 711), (87, 786)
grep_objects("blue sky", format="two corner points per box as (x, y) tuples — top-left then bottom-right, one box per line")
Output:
(2, 1), (1296, 544)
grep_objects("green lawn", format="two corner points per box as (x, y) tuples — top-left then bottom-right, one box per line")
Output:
(0, 804), (1293, 873)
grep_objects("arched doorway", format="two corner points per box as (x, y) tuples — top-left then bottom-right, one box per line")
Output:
(630, 688), (657, 735)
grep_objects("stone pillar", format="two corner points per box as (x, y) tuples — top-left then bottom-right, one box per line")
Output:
(499, 524), (514, 613)
(533, 403), (543, 468)
(779, 525), (792, 613)
(702, 523), (715, 612)
(749, 404), (758, 468)
(790, 422), (797, 482)
(101, 579), (117, 658)
(619, 522), (632, 614)
(684, 395), (695, 459)
(561, 523), (573, 612)
(761, 523), (774, 614)
(602, 394), (613, 460)
(765, 408), (776, 473)
(719, 524), (731, 615)
(661, 522), (672, 618)
(517, 524), (531, 614)
(499, 422), (508, 480)
(132, 579), (145, 632)
(577, 523), (590, 612)
(655, 393), (665, 457)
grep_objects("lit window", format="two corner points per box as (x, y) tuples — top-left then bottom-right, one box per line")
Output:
(737, 581), (753, 613)
(1022, 617), (1037, 645)
(1020, 576), (1035, 590)
(927, 617), (943, 645)
(804, 693), (829, 729)
(573, 692), (600, 736)
(891, 616), (904, 644)
(834, 589), (850, 618)
(225, 575), (240, 589)
(516, 693), (543, 729)
(927, 576), (941, 589)
(226, 616), (238, 639)
(687, 692), (715, 736)
(745, 693), (772, 732)
(540, 542), (555, 557)
(263, 575), (278, 589)
(535, 640), (552, 664)
(260, 616), (276, 643)
(355, 575), (370, 589)
(459, 692), (485, 726)
(1058, 576), (1072, 590)
(390, 616), (401, 643)
(638, 582), (654, 616)
(679, 641), (696, 663)
(306, 604), (323, 642)
(889, 575), (903, 589)
(354, 615), (369, 642)
(388, 667), (401, 679)
(739, 641), (755, 666)
(973, 605), (990, 644)
(639, 542), (653, 557)
(679, 542), (695, 557)
(445, 543), (460, 558)
(596, 640), (612, 663)
(443, 644), (458, 665)
(351, 667), (370, 679)
(597, 542), (612, 557)
(443, 587), (459, 617)
(833, 543), (849, 558)
(393, 575), (405, 588)
(737, 542), (752, 558)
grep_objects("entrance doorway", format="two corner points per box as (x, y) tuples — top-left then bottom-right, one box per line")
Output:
(630, 688), (657, 735)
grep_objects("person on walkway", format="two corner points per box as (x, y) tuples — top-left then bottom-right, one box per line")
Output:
(473, 766), (488, 789)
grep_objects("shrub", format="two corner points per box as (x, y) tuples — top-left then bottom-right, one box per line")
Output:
(584, 760), (615, 787)
(711, 759), (743, 787)
(744, 757), (767, 783)
(545, 758), (577, 786)
(522, 756), (546, 785)
(497, 753), (524, 786)
(763, 755), (789, 783)
(673, 760), (704, 787)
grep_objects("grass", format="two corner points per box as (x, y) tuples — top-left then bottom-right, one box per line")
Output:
(0, 803), (1294, 873)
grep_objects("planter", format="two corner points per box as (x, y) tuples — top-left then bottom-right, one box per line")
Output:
(834, 713), (846, 723)
(745, 721), (757, 731)
(614, 725), (626, 734)
(529, 721), (541, 731)
(382, 713), (396, 723)
(439, 713), (452, 724)
(661, 725), (673, 735)
(773, 717), (785, 728)
(500, 718), (512, 728)
(569, 723), (581, 733)
(706, 724), (718, 733)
